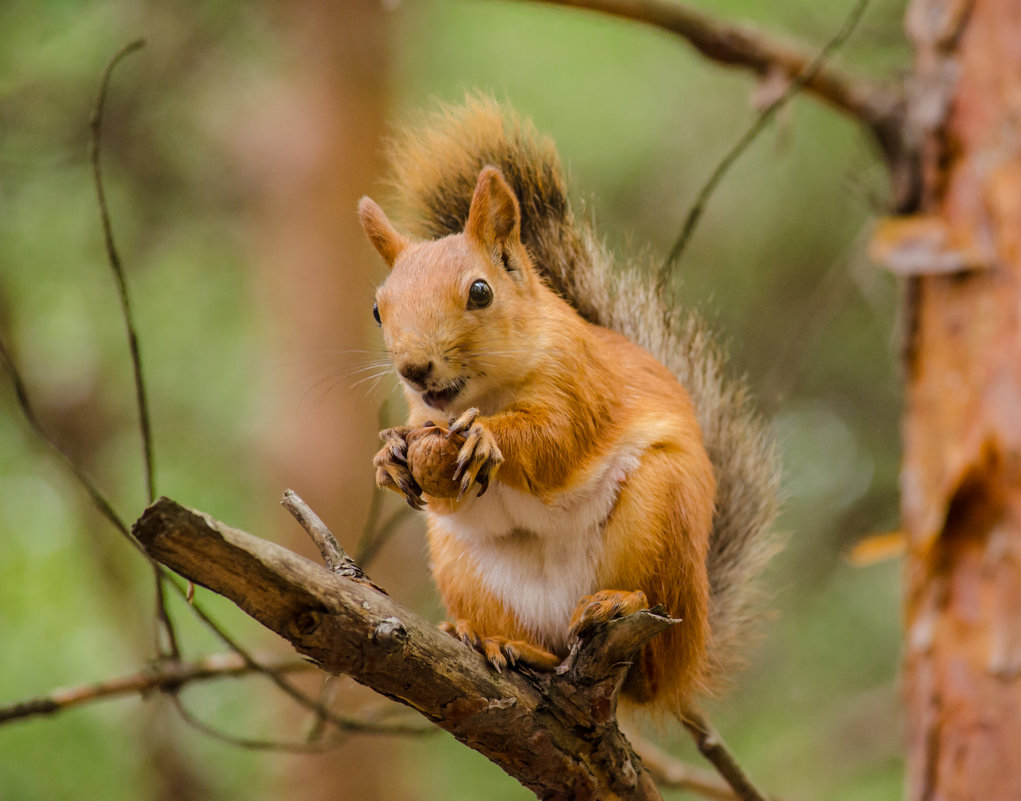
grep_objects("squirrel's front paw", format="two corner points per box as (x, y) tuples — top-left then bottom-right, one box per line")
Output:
(373, 426), (424, 510)
(448, 408), (504, 499)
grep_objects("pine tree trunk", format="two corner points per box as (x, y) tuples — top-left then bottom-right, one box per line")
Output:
(240, 1), (405, 798)
(901, 1), (1021, 798)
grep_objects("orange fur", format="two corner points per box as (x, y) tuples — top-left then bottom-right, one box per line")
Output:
(362, 166), (716, 715)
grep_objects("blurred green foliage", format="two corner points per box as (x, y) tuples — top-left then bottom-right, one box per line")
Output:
(1, 0), (908, 799)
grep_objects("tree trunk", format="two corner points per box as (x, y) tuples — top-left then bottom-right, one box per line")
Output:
(239, 1), (405, 798)
(901, 1), (1021, 799)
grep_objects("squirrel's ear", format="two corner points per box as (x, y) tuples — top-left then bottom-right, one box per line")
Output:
(465, 166), (521, 255)
(358, 196), (409, 268)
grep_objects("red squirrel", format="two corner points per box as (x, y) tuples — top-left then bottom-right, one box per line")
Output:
(358, 97), (779, 718)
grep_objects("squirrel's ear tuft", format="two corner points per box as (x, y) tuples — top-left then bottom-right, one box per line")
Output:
(358, 196), (409, 269)
(465, 166), (521, 257)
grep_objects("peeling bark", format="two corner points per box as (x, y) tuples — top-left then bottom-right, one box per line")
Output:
(901, 1), (1021, 798)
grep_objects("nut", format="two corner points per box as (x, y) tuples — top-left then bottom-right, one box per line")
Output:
(406, 426), (463, 499)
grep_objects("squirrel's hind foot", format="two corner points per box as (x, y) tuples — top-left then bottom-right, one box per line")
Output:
(569, 590), (650, 641)
(439, 619), (561, 673)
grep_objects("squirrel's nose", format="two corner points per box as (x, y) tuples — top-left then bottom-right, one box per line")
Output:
(399, 360), (433, 387)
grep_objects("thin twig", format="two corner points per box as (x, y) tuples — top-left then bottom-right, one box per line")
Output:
(167, 693), (430, 752)
(683, 711), (769, 801)
(354, 401), (413, 568)
(152, 562), (182, 659)
(522, 0), (901, 145)
(281, 489), (383, 592)
(159, 571), (403, 735)
(658, 0), (871, 288)
(355, 479), (387, 561)
(88, 38), (184, 662)
(0, 337), (133, 541)
(0, 653), (308, 725)
(303, 674), (338, 744)
(355, 503), (412, 567)
(2, 326), (389, 742)
(281, 489), (348, 574)
(89, 38), (154, 504)
(6, 46), (420, 752)
(167, 694), (353, 753)
(629, 730), (738, 801)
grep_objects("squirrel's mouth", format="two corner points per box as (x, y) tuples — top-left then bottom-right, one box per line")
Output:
(422, 378), (466, 411)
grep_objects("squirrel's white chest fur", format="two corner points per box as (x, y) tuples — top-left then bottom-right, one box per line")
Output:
(430, 444), (643, 650)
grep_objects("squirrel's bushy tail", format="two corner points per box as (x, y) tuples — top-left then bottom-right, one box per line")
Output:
(386, 95), (781, 688)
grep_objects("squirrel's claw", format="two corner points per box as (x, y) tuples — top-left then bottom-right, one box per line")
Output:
(374, 426), (424, 509)
(448, 407), (480, 436)
(452, 420), (503, 500)
(378, 426), (410, 463)
(439, 620), (561, 673)
(439, 618), (480, 647)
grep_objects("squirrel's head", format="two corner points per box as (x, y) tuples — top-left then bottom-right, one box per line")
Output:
(359, 166), (553, 417)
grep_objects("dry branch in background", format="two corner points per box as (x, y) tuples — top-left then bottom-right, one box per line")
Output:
(0, 654), (309, 726)
(523, 0), (904, 156)
(133, 496), (684, 801)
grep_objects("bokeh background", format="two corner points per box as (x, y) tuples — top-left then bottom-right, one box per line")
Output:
(1, 1), (909, 799)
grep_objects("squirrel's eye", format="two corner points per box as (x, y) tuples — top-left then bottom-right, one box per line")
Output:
(372, 303), (381, 326)
(467, 279), (493, 310)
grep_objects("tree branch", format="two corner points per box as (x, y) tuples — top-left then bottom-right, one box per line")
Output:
(0, 653), (306, 725)
(657, 0), (872, 282)
(683, 712), (768, 801)
(521, 0), (904, 152)
(629, 730), (739, 801)
(89, 38), (155, 504)
(0, 649), (431, 749)
(0, 283), (428, 748)
(132, 496), (675, 801)
(281, 488), (379, 589)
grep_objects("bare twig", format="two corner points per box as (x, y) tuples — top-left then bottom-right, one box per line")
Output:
(2, 236), (381, 751)
(522, 0), (902, 146)
(0, 653), (307, 725)
(683, 711), (769, 801)
(90, 39), (182, 661)
(658, 0), (871, 286)
(89, 38), (154, 504)
(282, 489), (348, 570)
(303, 674), (339, 744)
(151, 565), (181, 659)
(355, 479), (386, 560)
(354, 403), (415, 568)
(629, 730), (738, 801)
(282, 490), (362, 577)
(167, 693), (354, 753)
(0, 337), (133, 541)
(356, 502), (413, 567)
(2, 44), (433, 758)
(159, 572), (411, 736)
(168, 690), (430, 752)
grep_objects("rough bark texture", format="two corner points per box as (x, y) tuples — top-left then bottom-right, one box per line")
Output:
(900, 1), (1021, 798)
(133, 497), (673, 801)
